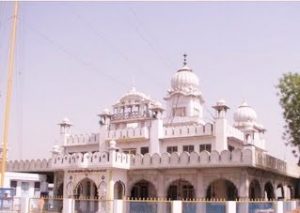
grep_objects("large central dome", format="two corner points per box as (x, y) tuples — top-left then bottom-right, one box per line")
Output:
(167, 54), (202, 98)
(171, 65), (200, 93)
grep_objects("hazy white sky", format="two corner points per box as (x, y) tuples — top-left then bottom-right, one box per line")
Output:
(0, 2), (300, 164)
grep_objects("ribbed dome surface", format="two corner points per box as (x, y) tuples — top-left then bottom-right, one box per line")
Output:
(234, 101), (257, 123)
(171, 65), (199, 93)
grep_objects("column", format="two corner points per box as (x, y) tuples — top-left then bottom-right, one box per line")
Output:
(274, 201), (283, 213)
(196, 172), (206, 213)
(149, 118), (163, 154)
(171, 201), (182, 213)
(63, 198), (75, 213)
(113, 200), (124, 213)
(157, 172), (166, 213)
(238, 172), (249, 213)
(107, 170), (115, 213)
(226, 201), (236, 213)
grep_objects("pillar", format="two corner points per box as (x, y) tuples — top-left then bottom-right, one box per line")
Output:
(212, 101), (229, 152)
(171, 201), (182, 213)
(107, 170), (115, 213)
(274, 201), (283, 213)
(226, 201), (236, 213)
(149, 118), (163, 154)
(238, 171), (249, 213)
(157, 172), (166, 213)
(195, 172), (206, 212)
(63, 198), (74, 213)
(113, 200), (124, 213)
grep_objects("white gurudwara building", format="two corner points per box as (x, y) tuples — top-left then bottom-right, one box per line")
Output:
(7, 55), (300, 205)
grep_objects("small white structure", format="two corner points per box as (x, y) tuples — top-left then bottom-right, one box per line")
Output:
(3, 172), (48, 197)
(6, 55), (300, 212)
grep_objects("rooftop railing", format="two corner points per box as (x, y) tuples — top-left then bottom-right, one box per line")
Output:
(7, 148), (300, 178)
(65, 133), (99, 146)
(163, 123), (214, 138)
(107, 127), (150, 141)
(111, 112), (150, 121)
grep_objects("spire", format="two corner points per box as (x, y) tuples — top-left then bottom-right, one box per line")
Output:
(183, 53), (187, 66)
(131, 75), (136, 89)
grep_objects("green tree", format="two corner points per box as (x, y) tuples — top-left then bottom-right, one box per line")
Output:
(277, 72), (300, 157)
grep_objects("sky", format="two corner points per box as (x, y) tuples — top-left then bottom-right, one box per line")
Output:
(0, 2), (300, 164)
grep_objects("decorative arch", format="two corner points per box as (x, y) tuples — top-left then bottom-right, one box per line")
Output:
(130, 179), (157, 199)
(206, 178), (238, 201)
(98, 181), (107, 200)
(114, 181), (125, 199)
(74, 178), (98, 199)
(128, 176), (157, 195)
(264, 182), (275, 200)
(74, 178), (98, 213)
(167, 179), (195, 200)
(249, 179), (262, 199)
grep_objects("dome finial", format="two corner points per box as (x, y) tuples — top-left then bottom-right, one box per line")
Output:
(183, 53), (187, 66)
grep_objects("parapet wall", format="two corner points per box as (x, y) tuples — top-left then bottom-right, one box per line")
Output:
(66, 133), (99, 146)
(163, 123), (214, 138)
(51, 151), (130, 169)
(7, 159), (51, 172)
(107, 127), (149, 141)
(227, 125), (244, 141)
(7, 148), (296, 177)
(130, 149), (253, 169)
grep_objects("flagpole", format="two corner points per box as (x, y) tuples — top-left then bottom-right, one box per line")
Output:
(1, 1), (19, 187)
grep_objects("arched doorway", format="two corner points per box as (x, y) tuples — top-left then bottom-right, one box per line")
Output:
(264, 182), (275, 200)
(130, 180), (157, 213)
(74, 178), (98, 213)
(130, 180), (157, 199)
(206, 179), (238, 201)
(114, 181), (125, 199)
(276, 184), (284, 200)
(249, 180), (262, 199)
(167, 179), (195, 200)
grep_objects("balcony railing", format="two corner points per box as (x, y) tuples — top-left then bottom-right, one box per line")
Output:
(164, 123), (214, 138)
(107, 127), (150, 141)
(111, 112), (150, 121)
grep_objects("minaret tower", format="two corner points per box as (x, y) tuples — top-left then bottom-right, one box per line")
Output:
(212, 99), (230, 152)
(58, 117), (72, 146)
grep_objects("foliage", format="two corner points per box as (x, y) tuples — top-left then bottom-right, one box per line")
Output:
(277, 73), (300, 156)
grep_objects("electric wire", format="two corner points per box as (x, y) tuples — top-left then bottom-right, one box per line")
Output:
(20, 20), (130, 89)
(67, 5), (165, 90)
(127, 6), (175, 71)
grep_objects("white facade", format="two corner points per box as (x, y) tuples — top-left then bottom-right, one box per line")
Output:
(7, 56), (300, 205)
(3, 172), (47, 197)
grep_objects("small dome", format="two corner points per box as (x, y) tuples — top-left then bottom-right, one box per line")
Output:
(154, 101), (162, 107)
(216, 99), (226, 106)
(171, 65), (200, 93)
(234, 101), (257, 123)
(119, 87), (150, 104)
(102, 108), (110, 115)
(61, 117), (71, 125)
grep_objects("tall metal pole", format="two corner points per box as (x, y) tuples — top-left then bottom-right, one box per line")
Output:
(1, 1), (19, 187)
